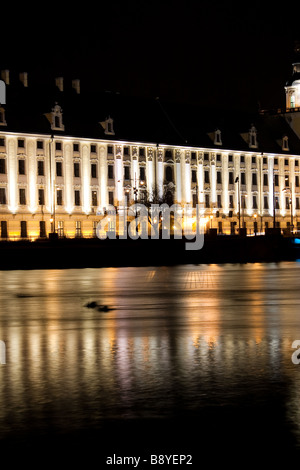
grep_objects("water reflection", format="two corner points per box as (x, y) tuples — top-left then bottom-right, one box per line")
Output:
(0, 263), (300, 452)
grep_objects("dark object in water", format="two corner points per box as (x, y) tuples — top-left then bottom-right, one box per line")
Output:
(85, 301), (111, 312)
(97, 305), (110, 312)
(85, 301), (98, 308)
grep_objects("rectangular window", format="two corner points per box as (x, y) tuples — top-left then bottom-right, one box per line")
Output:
(39, 220), (46, 238)
(204, 170), (210, 184)
(75, 221), (81, 238)
(108, 165), (114, 179)
(58, 221), (64, 238)
(229, 172), (234, 185)
(0, 138), (5, 147)
(229, 194), (234, 208)
(285, 176), (289, 187)
(274, 174), (279, 186)
(124, 147), (130, 156)
(19, 188), (26, 205)
(124, 166), (130, 180)
(20, 221), (27, 238)
(0, 158), (5, 174)
(0, 187), (6, 204)
(228, 154), (233, 162)
(107, 145), (113, 155)
(285, 159), (289, 166)
(241, 173), (246, 185)
(264, 196), (269, 209)
(204, 153), (209, 161)
(217, 194), (222, 208)
(205, 194), (210, 208)
(1, 220), (8, 238)
(18, 159), (25, 175)
(18, 139), (24, 148)
(240, 155), (245, 163)
(92, 190), (98, 206)
(296, 175), (300, 187)
(91, 144), (96, 153)
(91, 163), (97, 178)
(139, 148), (145, 157)
(192, 193), (197, 208)
(74, 190), (80, 206)
(191, 152), (197, 161)
(217, 171), (222, 184)
(263, 157), (267, 164)
(73, 143), (79, 152)
(295, 160), (299, 167)
(57, 189), (63, 206)
(296, 198), (300, 210)
(286, 197), (290, 209)
(38, 189), (45, 206)
(37, 160), (44, 176)
(263, 174), (268, 186)
(56, 161), (62, 177)
(55, 142), (62, 151)
(37, 140), (44, 150)
(140, 167), (145, 181)
(252, 195), (257, 209)
(252, 156), (256, 164)
(275, 197), (280, 209)
(216, 154), (221, 162)
(108, 191), (114, 206)
(74, 162), (80, 177)
(191, 170), (197, 183)
(252, 173), (257, 186)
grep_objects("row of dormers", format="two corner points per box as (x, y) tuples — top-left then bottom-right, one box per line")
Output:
(0, 103), (290, 153)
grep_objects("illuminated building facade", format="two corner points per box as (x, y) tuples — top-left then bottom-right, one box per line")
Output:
(1, 65), (300, 240)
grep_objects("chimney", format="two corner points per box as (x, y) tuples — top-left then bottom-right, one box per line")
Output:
(1, 70), (9, 85)
(72, 79), (80, 94)
(19, 72), (28, 87)
(55, 77), (64, 92)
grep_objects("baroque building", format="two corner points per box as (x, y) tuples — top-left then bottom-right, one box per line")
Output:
(1, 63), (300, 240)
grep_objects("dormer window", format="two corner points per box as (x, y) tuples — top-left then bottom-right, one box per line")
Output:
(282, 136), (289, 151)
(0, 107), (7, 126)
(249, 125), (258, 149)
(214, 129), (222, 146)
(100, 116), (115, 135)
(50, 104), (64, 131)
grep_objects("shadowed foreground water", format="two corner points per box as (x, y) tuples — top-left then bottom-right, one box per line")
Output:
(1, 263), (300, 466)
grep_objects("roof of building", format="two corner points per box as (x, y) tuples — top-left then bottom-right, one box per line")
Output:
(2, 69), (300, 155)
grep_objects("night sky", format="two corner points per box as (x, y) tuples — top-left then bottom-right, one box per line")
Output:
(1, 1), (299, 112)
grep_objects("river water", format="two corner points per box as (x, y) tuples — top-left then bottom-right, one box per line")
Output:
(1, 263), (300, 466)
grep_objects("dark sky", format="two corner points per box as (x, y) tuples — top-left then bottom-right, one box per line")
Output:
(1, 1), (298, 112)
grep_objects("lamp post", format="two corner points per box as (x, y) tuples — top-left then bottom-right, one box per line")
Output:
(235, 176), (241, 233)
